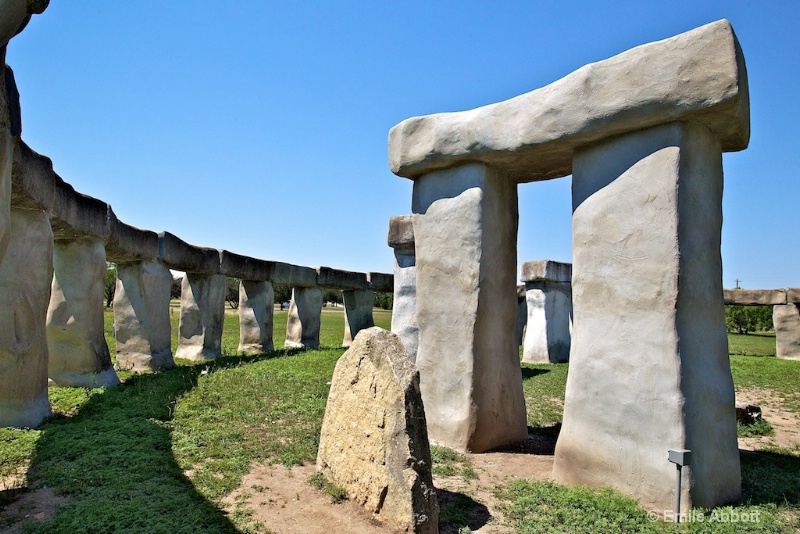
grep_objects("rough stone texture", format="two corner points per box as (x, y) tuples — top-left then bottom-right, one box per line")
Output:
(285, 286), (323, 349)
(554, 122), (740, 510)
(388, 215), (415, 249)
(176, 273), (225, 361)
(273, 262), (317, 287)
(412, 162), (528, 452)
(316, 266), (368, 291)
(11, 139), (55, 211)
(49, 180), (110, 241)
(114, 260), (174, 372)
(0, 50), (16, 261)
(47, 238), (119, 388)
(520, 260), (572, 283)
(106, 209), (159, 263)
(389, 20), (748, 182)
(390, 234), (419, 363)
(342, 289), (375, 347)
(158, 231), (220, 273)
(522, 281), (572, 363)
(0, 0), (49, 49)
(0, 208), (52, 427)
(368, 272), (394, 293)
(220, 249), (275, 281)
(723, 289), (786, 306)
(774, 304), (800, 361)
(238, 280), (274, 354)
(317, 327), (438, 533)
(787, 288), (800, 304)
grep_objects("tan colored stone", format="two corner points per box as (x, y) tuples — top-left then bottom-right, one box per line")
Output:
(774, 304), (800, 361)
(317, 327), (438, 533)
(723, 289), (786, 306)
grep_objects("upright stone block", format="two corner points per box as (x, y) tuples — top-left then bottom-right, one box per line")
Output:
(285, 286), (323, 349)
(342, 289), (375, 347)
(176, 273), (225, 361)
(114, 260), (174, 372)
(389, 216), (419, 363)
(238, 280), (274, 354)
(516, 285), (526, 347)
(0, 209), (52, 427)
(47, 238), (119, 387)
(774, 304), (800, 361)
(554, 122), (740, 510)
(521, 260), (572, 364)
(411, 162), (527, 452)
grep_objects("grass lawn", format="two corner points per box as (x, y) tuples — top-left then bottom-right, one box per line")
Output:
(2, 319), (799, 532)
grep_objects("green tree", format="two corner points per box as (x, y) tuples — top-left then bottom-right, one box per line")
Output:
(323, 288), (342, 307)
(374, 291), (393, 310)
(725, 305), (773, 334)
(273, 283), (292, 308)
(225, 278), (240, 309)
(105, 262), (117, 308)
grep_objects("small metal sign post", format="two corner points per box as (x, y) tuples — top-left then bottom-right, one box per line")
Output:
(668, 449), (692, 523)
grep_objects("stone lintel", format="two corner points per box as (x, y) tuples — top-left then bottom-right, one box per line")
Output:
(219, 249), (276, 281)
(157, 231), (220, 274)
(50, 178), (110, 241)
(11, 139), (55, 211)
(316, 266), (368, 290)
(786, 288), (800, 304)
(105, 209), (158, 263)
(388, 215), (414, 249)
(368, 272), (394, 293)
(521, 260), (572, 283)
(389, 19), (748, 182)
(272, 262), (317, 287)
(723, 289), (787, 306)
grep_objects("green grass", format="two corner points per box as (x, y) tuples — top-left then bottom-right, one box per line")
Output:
(430, 445), (478, 481)
(728, 331), (777, 357)
(730, 354), (800, 413)
(738, 419), (775, 438)
(520, 363), (568, 435)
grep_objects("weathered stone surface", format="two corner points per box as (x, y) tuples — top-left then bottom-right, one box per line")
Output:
(317, 327), (438, 533)
(520, 260), (572, 283)
(368, 272), (393, 293)
(342, 289), (375, 347)
(272, 262), (317, 287)
(522, 281), (572, 364)
(47, 238), (119, 388)
(158, 231), (220, 273)
(176, 273), (225, 361)
(219, 250), (275, 281)
(390, 227), (419, 363)
(0, 208), (52, 427)
(774, 304), (800, 361)
(389, 20), (748, 183)
(285, 286), (323, 349)
(388, 215), (415, 249)
(49, 179), (110, 241)
(11, 139), (55, 211)
(106, 209), (158, 263)
(723, 289), (786, 306)
(787, 288), (800, 304)
(0, 50), (16, 259)
(554, 122), (740, 510)
(114, 260), (174, 372)
(238, 280), (274, 354)
(0, 0), (48, 49)
(412, 162), (527, 452)
(4, 65), (20, 137)
(316, 266), (368, 291)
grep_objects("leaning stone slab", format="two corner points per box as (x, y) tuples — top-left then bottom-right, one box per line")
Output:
(219, 250), (275, 281)
(317, 327), (438, 533)
(47, 238), (119, 388)
(158, 231), (220, 273)
(520, 260), (572, 284)
(316, 266), (368, 291)
(389, 216), (419, 363)
(106, 209), (159, 263)
(238, 280), (274, 354)
(774, 304), (800, 361)
(272, 262), (317, 287)
(0, 208), (52, 427)
(285, 286), (323, 349)
(723, 289), (786, 306)
(368, 272), (393, 293)
(342, 289), (375, 347)
(389, 20), (748, 182)
(175, 273), (225, 361)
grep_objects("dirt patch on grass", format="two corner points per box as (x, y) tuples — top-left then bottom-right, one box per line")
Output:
(737, 387), (800, 451)
(0, 487), (66, 533)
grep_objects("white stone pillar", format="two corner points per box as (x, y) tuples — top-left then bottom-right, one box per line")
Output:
(520, 261), (572, 364)
(176, 273), (225, 361)
(342, 289), (374, 347)
(411, 162), (527, 453)
(238, 280), (274, 354)
(774, 304), (800, 360)
(554, 122), (740, 510)
(389, 216), (419, 363)
(0, 208), (53, 427)
(47, 238), (119, 387)
(285, 286), (323, 349)
(114, 260), (174, 372)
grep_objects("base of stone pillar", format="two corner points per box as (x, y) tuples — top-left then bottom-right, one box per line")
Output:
(175, 345), (220, 361)
(117, 349), (175, 373)
(48, 366), (121, 388)
(0, 390), (51, 428)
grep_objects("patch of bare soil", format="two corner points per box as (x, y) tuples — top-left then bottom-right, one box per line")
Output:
(737, 387), (800, 451)
(0, 487), (66, 533)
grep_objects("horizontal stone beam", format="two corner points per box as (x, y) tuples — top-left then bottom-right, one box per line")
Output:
(789, 289), (800, 304)
(157, 231), (219, 274)
(388, 215), (414, 249)
(388, 19), (748, 183)
(521, 260), (572, 283)
(50, 179), (110, 241)
(11, 139), (55, 211)
(368, 272), (393, 293)
(219, 249), (276, 281)
(723, 289), (787, 306)
(316, 266), (368, 291)
(272, 262), (317, 287)
(105, 209), (158, 263)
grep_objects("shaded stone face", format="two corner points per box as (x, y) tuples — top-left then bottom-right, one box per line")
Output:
(317, 327), (438, 533)
(176, 273), (225, 361)
(774, 304), (800, 361)
(0, 208), (52, 428)
(342, 289), (374, 347)
(391, 247), (418, 362)
(285, 286), (323, 349)
(47, 238), (119, 388)
(238, 280), (274, 354)
(522, 280), (572, 364)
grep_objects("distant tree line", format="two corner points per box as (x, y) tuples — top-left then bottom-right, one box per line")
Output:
(725, 305), (773, 335)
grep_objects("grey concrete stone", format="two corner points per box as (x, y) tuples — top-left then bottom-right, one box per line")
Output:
(388, 215), (415, 249)
(106, 209), (159, 263)
(412, 162), (527, 452)
(390, 227), (418, 363)
(389, 20), (748, 182)
(367, 272), (393, 293)
(788, 288), (800, 304)
(47, 238), (119, 388)
(219, 250), (275, 281)
(273, 262), (317, 287)
(317, 327), (438, 533)
(285, 286), (323, 349)
(774, 304), (800, 361)
(554, 122), (740, 510)
(0, 208), (52, 427)
(49, 178), (110, 241)
(342, 289), (375, 347)
(520, 260), (572, 283)
(114, 260), (174, 372)
(11, 139), (55, 211)
(521, 281), (572, 363)
(723, 289), (786, 306)
(4, 65), (20, 137)
(238, 280), (274, 354)
(158, 231), (220, 273)
(176, 273), (225, 361)
(316, 266), (368, 291)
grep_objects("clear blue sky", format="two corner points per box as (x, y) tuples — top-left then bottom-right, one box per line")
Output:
(7, 1), (799, 288)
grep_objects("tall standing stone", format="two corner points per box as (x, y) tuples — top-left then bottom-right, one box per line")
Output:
(0, 209), (52, 427)
(412, 162), (528, 452)
(176, 273), (225, 361)
(553, 122), (740, 510)
(285, 286), (323, 349)
(342, 289), (375, 347)
(238, 279), (274, 354)
(389, 216), (419, 362)
(774, 304), (800, 361)
(47, 238), (119, 387)
(114, 260), (174, 372)
(521, 260), (572, 364)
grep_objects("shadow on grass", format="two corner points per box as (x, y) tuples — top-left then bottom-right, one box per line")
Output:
(740, 448), (800, 506)
(437, 488), (491, 533)
(520, 367), (551, 379)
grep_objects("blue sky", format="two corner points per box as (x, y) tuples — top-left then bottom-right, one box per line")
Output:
(7, 1), (799, 288)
